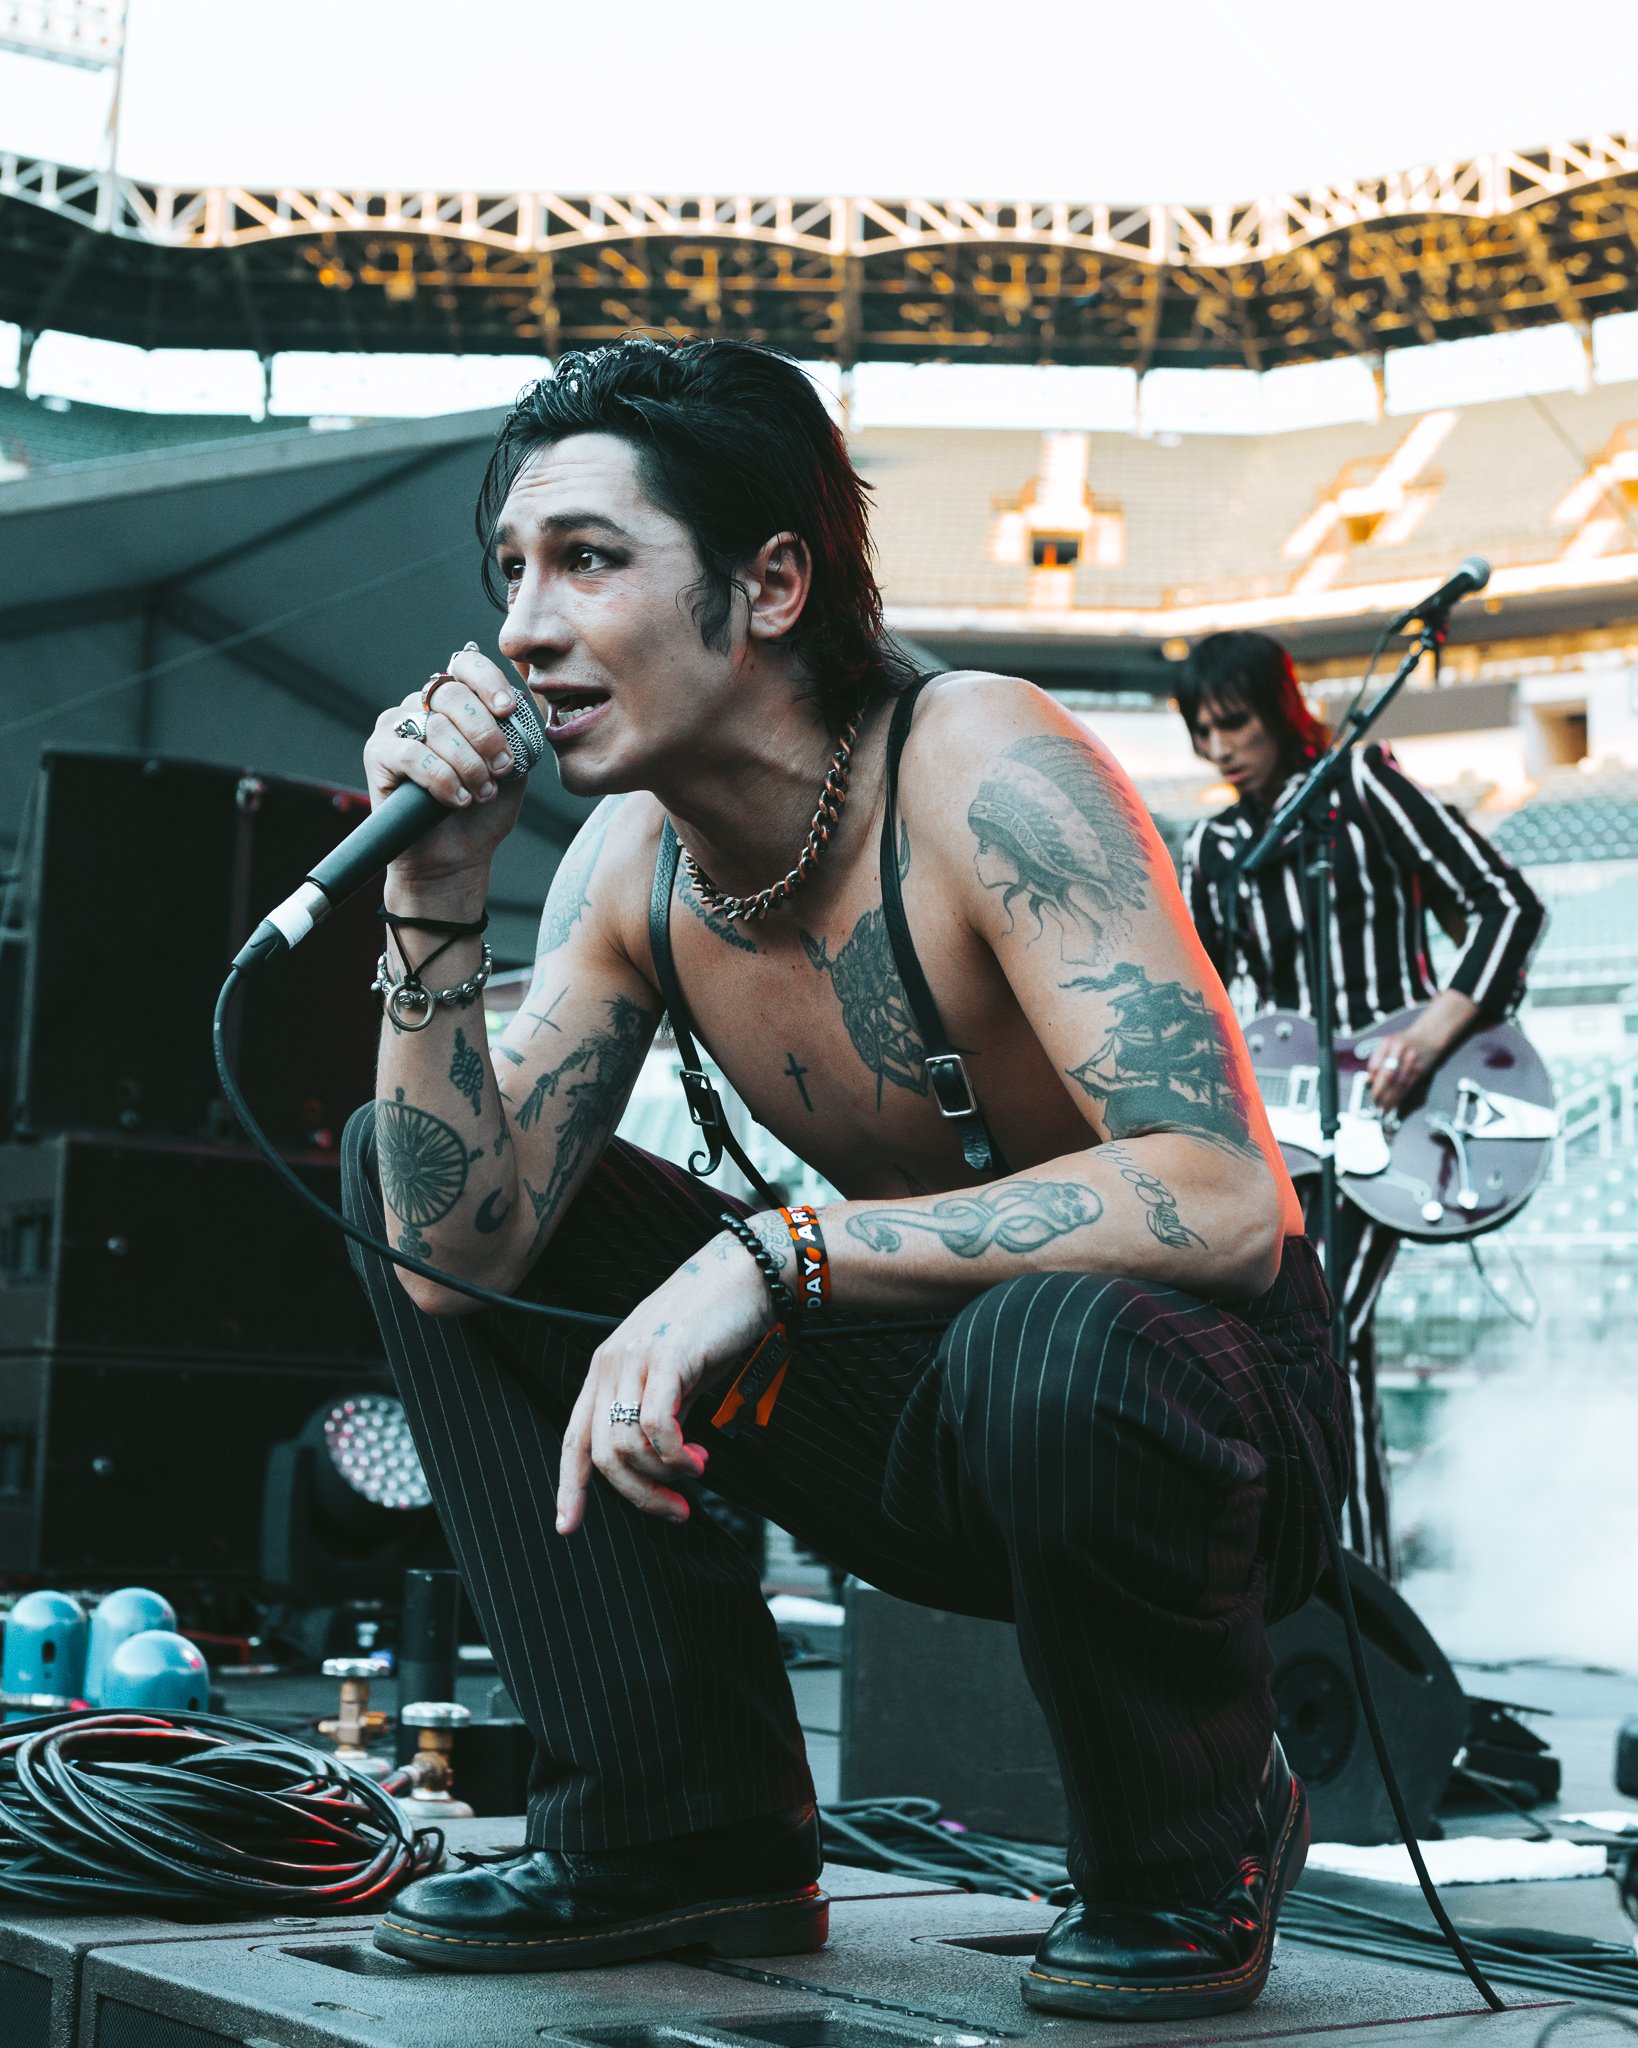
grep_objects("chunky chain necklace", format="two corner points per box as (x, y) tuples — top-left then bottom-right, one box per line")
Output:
(679, 708), (864, 922)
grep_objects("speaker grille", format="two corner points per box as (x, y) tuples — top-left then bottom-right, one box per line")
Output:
(93, 1995), (239, 2048)
(0, 1959), (50, 2048)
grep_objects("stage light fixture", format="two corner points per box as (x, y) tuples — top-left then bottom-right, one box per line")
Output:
(320, 1394), (433, 1513)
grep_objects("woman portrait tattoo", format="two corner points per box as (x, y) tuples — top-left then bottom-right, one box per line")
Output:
(969, 735), (1154, 964)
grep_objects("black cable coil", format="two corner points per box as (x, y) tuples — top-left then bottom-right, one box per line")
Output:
(0, 1709), (442, 1910)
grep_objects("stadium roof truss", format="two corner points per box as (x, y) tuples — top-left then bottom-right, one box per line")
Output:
(4, 136), (1638, 367)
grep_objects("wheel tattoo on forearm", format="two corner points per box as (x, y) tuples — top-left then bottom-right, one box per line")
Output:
(846, 1179), (1103, 1258)
(376, 1089), (471, 1259)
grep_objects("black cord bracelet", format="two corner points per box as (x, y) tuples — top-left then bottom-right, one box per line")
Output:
(378, 907), (490, 936)
(719, 1212), (801, 1320)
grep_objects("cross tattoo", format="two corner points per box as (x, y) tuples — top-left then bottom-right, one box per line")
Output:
(523, 989), (566, 1039)
(783, 1051), (813, 1111)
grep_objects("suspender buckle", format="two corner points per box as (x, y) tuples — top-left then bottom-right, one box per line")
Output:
(678, 1065), (727, 1178)
(679, 1066), (724, 1135)
(925, 1053), (978, 1120)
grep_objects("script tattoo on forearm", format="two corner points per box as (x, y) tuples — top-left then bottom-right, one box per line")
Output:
(1099, 1144), (1207, 1251)
(515, 994), (655, 1243)
(801, 823), (926, 1106)
(1062, 962), (1258, 1159)
(376, 1089), (472, 1260)
(449, 1027), (484, 1117)
(536, 798), (621, 956)
(846, 1179), (1103, 1259)
(968, 734), (1154, 964)
(677, 863), (757, 952)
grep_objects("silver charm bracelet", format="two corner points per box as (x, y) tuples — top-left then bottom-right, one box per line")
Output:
(371, 944), (494, 1031)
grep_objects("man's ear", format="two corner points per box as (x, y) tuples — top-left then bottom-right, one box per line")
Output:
(744, 531), (811, 642)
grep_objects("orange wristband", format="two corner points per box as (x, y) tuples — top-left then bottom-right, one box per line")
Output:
(779, 1205), (830, 1315)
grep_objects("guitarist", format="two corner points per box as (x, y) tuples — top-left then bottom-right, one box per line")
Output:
(1177, 630), (1545, 1575)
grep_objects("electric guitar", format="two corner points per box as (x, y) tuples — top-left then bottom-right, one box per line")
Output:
(1244, 1003), (1558, 1242)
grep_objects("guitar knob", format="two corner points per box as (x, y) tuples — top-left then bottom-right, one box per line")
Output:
(1248, 1034), (1263, 1052)
(1275, 1022), (1293, 1040)
(1421, 1200), (1445, 1224)
(1457, 1190), (1479, 1211)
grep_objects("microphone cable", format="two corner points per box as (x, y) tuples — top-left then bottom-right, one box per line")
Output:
(0, 1708), (442, 1910)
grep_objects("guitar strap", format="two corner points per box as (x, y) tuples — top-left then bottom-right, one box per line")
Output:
(647, 675), (1008, 1201)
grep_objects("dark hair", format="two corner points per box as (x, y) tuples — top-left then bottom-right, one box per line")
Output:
(1175, 631), (1328, 772)
(476, 334), (917, 728)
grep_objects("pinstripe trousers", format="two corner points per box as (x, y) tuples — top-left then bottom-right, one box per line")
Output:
(343, 1112), (1351, 1907)
(1299, 1185), (1400, 1580)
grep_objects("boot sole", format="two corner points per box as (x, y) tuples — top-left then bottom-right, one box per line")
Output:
(1020, 1778), (1311, 2022)
(374, 1886), (828, 1974)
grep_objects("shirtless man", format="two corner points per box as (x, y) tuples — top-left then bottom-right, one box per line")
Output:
(342, 336), (1348, 2021)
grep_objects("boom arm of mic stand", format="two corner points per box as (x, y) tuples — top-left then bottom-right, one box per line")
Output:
(1234, 619), (1444, 1378)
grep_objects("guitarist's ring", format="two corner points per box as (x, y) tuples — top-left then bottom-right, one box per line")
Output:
(1382, 1053), (1402, 1071)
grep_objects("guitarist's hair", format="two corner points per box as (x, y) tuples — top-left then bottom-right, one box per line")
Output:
(1176, 632), (1330, 772)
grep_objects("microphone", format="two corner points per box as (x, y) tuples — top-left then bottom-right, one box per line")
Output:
(1403, 556), (1490, 627)
(233, 692), (546, 972)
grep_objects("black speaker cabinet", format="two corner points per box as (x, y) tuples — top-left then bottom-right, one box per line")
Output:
(0, 1134), (384, 1362)
(1268, 1549), (1470, 1846)
(0, 1351), (389, 1579)
(1, 749), (380, 1149)
(842, 1559), (1469, 1849)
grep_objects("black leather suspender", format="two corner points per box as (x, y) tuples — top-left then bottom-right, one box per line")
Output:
(647, 676), (1006, 1197)
(878, 680), (1005, 1176)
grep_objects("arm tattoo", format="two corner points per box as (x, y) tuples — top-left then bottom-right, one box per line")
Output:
(801, 824), (925, 1106)
(1099, 1145), (1207, 1251)
(449, 1027), (484, 1117)
(678, 862), (758, 952)
(1062, 962), (1258, 1158)
(514, 995), (655, 1241)
(535, 798), (621, 956)
(376, 1089), (470, 1259)
(846, 1179), (1103, 1258)
(969, 733), (1153, 963)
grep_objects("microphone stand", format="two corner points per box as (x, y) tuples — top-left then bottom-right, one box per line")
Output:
(1238, 611), (1449, 1374)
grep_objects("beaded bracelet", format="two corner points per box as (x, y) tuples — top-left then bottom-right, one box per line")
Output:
(718, 1212), (800, 1321)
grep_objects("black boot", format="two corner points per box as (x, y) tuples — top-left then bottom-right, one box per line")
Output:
(375, 1804), (826, 1972)
(1021, 1740), (1309, 2021)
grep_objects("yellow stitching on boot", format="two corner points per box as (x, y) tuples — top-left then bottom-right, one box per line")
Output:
(378, 1888), (822, 1951)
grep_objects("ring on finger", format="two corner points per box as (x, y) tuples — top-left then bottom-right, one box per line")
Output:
(393, 713), (427, 742)
(608, 1401), (643, 1428)
(422, 669), (459, 715)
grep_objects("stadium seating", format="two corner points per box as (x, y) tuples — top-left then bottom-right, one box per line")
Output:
(0, 385), (311, 474)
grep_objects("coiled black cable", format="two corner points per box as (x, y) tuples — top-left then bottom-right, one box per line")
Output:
(0, 1709), (441, 1909)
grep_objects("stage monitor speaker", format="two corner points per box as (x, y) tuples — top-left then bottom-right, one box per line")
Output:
(0, 1351), (390, 1579)
(1268, 1548), (1470, 1846)
(0, 1134), (384, 1362)
(1, 749), (379, 1149)
(842, 1557), (1468, 1849)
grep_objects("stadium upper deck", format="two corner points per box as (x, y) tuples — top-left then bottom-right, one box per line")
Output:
(863, 378), (1638, 675)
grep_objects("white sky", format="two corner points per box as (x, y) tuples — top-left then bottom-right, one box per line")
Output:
(4, 0), (1638, 427)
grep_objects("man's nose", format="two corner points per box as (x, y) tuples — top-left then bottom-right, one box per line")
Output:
(498, 577), (573, 666)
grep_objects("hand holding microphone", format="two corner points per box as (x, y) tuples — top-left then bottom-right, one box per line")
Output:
(235, 644), (544, 970)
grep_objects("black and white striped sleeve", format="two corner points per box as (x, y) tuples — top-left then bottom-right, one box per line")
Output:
(1181, 819), (1232, 984)
(1352, 744), (1546, 1017)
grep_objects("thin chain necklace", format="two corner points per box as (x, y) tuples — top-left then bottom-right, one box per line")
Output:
(679, 708), (865, 922)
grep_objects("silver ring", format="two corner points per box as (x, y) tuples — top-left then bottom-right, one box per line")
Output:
(1383, 1053), (1402, 1073)
(394, 714), (427, 743)
(608, 1402), (642, 1428)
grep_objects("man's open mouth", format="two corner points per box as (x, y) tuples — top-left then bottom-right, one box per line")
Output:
(539, 690), (608, 730)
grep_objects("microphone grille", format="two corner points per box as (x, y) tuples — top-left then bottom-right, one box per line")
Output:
(1462, 555), (1492, 591)
(498, 691), (547, 775)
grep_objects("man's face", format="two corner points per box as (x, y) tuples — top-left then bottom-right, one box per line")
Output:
(494, 433), (738, 796)
(1189, 694), (1283, 807)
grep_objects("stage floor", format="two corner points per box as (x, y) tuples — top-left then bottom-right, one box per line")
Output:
(2, 1652), (1631, 2045)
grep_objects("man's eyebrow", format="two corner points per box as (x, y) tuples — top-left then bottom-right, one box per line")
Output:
(493, 512), (636, 550)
